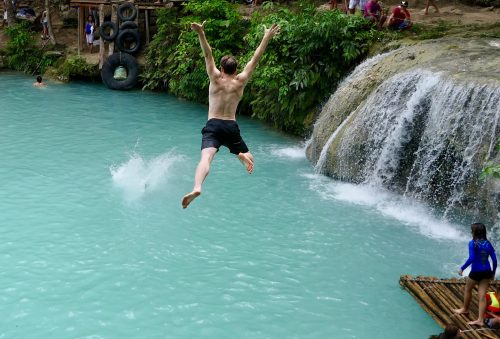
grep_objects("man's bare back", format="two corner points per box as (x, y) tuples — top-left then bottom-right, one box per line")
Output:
(208, 74), (245, 120)
(181, 21), (280, 209)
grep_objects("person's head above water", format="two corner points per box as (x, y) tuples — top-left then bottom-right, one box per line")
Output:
(471, 222), (487, 240)
(220, 55), (237, 75)
(441, 323), (461, 338)
(36, 75), (42, 83)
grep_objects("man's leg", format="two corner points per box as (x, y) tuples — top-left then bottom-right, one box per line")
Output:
(238, 152), (254, 174)
(182, 147), (217, 208)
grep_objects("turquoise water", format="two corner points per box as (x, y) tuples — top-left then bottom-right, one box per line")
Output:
(0, 72), (475, 338)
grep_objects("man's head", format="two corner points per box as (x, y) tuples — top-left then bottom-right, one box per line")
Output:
(220, 55), (237, 75)
(400, 1), (409, 7)
(36, 75), (42, 83)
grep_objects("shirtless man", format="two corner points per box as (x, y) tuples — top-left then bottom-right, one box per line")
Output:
(33, 75), (47, 87)
(181, 21), (280, 209)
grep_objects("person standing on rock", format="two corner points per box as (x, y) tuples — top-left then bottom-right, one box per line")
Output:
(424, 0), (439, 15)
(181, 21), (280, 209)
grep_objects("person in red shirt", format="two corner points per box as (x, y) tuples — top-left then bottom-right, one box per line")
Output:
(363, 0), (386, 29)
(388, 1), (412, 30)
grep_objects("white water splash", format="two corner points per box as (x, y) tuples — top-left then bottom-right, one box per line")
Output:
(303, 173), (466, 241)
(270, 144), (307, 159)
(367, 71), (441, 186)
(110, 150), (184, 201)
(314, 111), (355, 174)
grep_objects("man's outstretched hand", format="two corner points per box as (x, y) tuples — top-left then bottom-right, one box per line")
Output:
(191, 21), (206, 34)
(264, 23), (280, 38)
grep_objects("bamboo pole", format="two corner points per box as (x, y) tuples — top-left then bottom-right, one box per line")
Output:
(403, 279), (447, 327)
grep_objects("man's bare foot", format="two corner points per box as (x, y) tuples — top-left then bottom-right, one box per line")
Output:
(467, 319), (484, 326)
(238, 153), (254, 174)
(453, 308), (469, 315)
(182, 191), (200, 209)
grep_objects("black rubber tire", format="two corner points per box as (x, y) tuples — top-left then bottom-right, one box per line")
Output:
(119, 21), (138, 31)
(117, 2), (138, 22)
(100, 21), (118, 41)
(116, 28), (141, 54)
(101, 52), (139, 90)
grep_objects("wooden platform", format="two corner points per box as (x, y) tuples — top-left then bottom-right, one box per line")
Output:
(400, 275), (500, 338)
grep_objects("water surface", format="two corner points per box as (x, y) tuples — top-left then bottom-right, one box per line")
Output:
(0, 73), (473, 338)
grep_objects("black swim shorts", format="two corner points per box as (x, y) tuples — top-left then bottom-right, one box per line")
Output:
(469, 270), (494, 282)
(201, 118), (249, 154)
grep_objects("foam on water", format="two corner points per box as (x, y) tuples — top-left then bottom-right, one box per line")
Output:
(303, 173), (466, 241)
(110, 150), (184, 201)
(269, 144), (307, 159)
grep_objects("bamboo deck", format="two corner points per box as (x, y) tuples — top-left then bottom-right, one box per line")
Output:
(400, 275), (500, 338)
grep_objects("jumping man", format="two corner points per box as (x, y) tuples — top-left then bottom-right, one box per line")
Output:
(181, 21), (280, 209)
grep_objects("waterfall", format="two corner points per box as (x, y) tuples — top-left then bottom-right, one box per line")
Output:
(314, 111), (353, 173)
(310, 51), (393, 172)
(313, 67), (500, 217)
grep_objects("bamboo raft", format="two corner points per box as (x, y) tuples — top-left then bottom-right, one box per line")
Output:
(400, 275), (500, 338)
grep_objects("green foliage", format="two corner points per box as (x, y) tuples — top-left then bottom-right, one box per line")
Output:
(3, 22), (52, 73)
(481, 140), (500, 179)
(414, 21), (452, 40)
(55, 55), (96, 80)
(242, 4), (377, 134)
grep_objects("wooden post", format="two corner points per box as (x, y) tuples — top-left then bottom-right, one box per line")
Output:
(145, 9), (150, 45)
(99, 4), (105, 69)
(78, 5), (84, 55)
(109, 4), (117, 57)
(134, 4), (138, 26)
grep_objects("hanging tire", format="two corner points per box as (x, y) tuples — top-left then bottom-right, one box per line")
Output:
(101, 52), (139, 90)
(116, 28), (141, 54)
(119, 21), (138, 31)
(100, 21), (118, 41)
(117, 2), (138, 22)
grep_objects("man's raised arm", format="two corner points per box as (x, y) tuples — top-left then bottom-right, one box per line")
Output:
(191, 21), (219, 80)
(238, 23), (280, 84)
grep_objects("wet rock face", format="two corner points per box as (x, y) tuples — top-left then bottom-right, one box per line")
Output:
(307, 38), (500, 222)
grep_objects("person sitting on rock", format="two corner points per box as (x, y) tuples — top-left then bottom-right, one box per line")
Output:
(388, 1), (412, 30)
(363, 0), (387, 29)
(483, 291), (500, 328)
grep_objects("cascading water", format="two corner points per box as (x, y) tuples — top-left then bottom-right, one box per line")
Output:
(308, 39), (500, 221)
